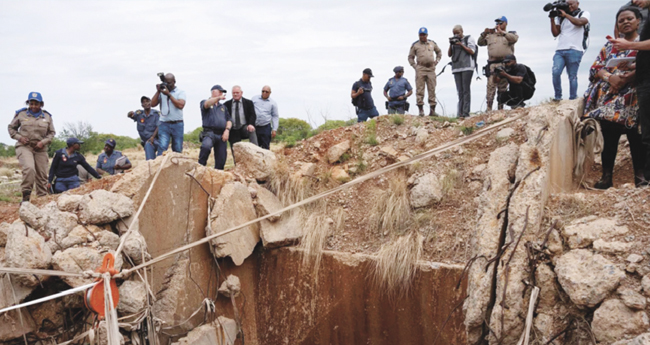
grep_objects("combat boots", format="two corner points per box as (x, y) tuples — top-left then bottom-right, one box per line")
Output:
(594, 172), (613, 190)
(418, 105), (424, 117)
(429, 105), (436, 117)
(21, 191), (31, 203)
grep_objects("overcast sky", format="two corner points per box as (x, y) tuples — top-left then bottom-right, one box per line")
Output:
(0, 1), (621, 145)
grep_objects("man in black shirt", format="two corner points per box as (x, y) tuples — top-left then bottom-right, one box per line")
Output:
(351, 68), (380, 122)
(495, 54), (535, 108)
(610, 20), (650, 184)
(48, 138), (101, 193)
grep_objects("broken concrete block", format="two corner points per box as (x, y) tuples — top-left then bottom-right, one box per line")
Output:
(218, 275), (241, 298)
(4, 222), (52, 287)
(592, 299), (649, 344)
(42, 202), (78, 241)
(327, 140), (350, 164)
(562, 217), (629, 249)
(409, 173), (442, 208)
(260, 213), (303, 249)
(19, 202), (47, 230)
(52, 247), (123, 287)
(232, 142), (277, 181)
(253, 186), (283, 222)
(593, 239), (633, 254)
(171, 317), (238, 345)
(97, 230), (120, 250)
(122, 228), (151, 265)
(118, 280), (147, 315)
(496, 128), (515, 140)
(57, 194), (83, 213)
(554, 249), (625, 308)
(207, 183), (260, 266)
(78, 190), (134, 224)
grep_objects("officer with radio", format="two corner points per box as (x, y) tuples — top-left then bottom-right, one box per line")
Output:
(383, 66), (413, 114)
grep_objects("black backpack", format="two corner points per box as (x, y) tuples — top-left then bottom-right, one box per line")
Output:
(560, 11), (590, 50)
(463, 36), (480, 75)
(521, 64), (537, 88)
(351, 81), (360, 107)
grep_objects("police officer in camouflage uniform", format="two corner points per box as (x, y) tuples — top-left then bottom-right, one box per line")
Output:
(409, 27), (442, 116)
(8, 92), (56, 202)
(477, 16), (519, 112)
(383, 66), (413, 114)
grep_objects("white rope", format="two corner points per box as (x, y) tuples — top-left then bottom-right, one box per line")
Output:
(121, 111), (528, 276)
(516, 286), (540, 345)
(0, 282), (97, 315)
(103, 273), (122, 345)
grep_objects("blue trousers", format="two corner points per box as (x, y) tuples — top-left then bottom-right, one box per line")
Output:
(255, 124), (272, 150)
(357, 106), (379, 122)
(158, 121), (184, 153)
(198, 132), (228, 170)
(552, 49), (583, 100)
(55, 175), (80, 193)
(143, 140), (162, 160)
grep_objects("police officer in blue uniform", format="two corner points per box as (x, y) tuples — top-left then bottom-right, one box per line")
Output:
(49, 138), (101, 193)
(128, 96), (162, 160)
(199, 85), (233, 170)
(351, 68), (380, 122)
(96, 139), (132, 175)
(383, 66), (414, 114)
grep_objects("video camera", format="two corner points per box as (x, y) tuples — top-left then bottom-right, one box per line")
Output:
(494, 66), (505, 75)
(157, 72), (169, 91)
(449, 35), (462, 45)
(543, 0), (570, 18)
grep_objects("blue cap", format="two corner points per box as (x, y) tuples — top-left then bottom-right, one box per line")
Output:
(27, 92), (43, 103)
(211, 85), (227, 93)
(419, 27), (428, 35)
(105, 139), (116, 148)
(495, 16), (508, 24)
(393, 66), (404, 73)
(66, 137), (84, 146)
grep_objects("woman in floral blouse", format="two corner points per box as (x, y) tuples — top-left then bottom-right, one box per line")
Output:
(584, 7), (646, 189)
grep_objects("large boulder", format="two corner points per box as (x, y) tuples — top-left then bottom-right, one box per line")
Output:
(409, 173), (442, 208)
(554, 249), (625, 308)
(253, 186), (283, 222)
(207, 183), (260, 266)
(42, 202), (78, 241)
(57, 194), (83, 213)
(78, 190), (135, 224)
(50, 224), (103, 252)
(52, 247), (123, 287)
(232, 142), (277, 181)
(327, 140), (350, 164)
(19, 202), (47, 230)
(4, 222), (52, 287)
(0, 310), (36, 342)
(562, 216), (629, 249)
(121, 227), (151, 265)
(612, 333), (650, 345)
(592, 299), (649, 344)
(118, 280), (147, 315)
(260, 213), (303, 249)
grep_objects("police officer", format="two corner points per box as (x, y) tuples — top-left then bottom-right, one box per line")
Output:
(408, 27), (442, 116)
(383, 66), (413, 114)
(478, 16), (519, 112)
(351, 68), (380, 122)
(96, 139), (132, 175)
(8, 92), (56, 202)
(49, 138), (101, 193)
(199, 85), (233, 170)
(128, 96), (162, 160)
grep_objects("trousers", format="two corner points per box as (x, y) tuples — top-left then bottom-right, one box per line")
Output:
(55, 175), (80, 194)
(415, 66), (437, 107)
(486, 62), (508, 110)
(599, 120), (646, 179)
(454, 70), (473, 118)
(198, 131), (228, 170)
(229, 126), (258, 164)
(16, 145), (49, 196)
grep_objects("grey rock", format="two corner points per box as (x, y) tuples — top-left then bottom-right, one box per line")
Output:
(4, 222), (52, 287)
(327, 140), (350, 164)
(42, 202), (78, 241)
(0, 222), (9, 247)
(593, 239), (633, 254)
(218, 275), (241, 298)
(254, 186), (283, 222)
(496, 127), (515, 140)
(19, 202), (47, 230)
(554, 249), (625, 308)
(409, 173), (443, 208)
(260, 213), (303, 249)
(331, 166), (351, 182)
(619, 287), (647, 310)
(0, 310), (36, 342)
(78, 190), (134, 224)
(592, 299), (649, 344)
(171, 317), (238, 345)
(628, 254), (644, 264)
(612, 333), (650, 345)
(232, 142), (277, 181)
(122, 227), (151, 265)
(415, 128), (429, 145)
(642, 275), (650, 297)
(57, 194), (83, 212)
(52, 247), (123, 287)
(118, 280), (147, 315)
(562, 217), (628, 249)
(97, 230), (120, 250)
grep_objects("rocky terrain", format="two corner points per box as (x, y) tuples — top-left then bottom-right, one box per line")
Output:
(0, 99), (649, 344)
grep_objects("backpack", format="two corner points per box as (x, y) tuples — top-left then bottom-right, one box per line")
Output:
(351, 81), (360, 106)
(522, 64), (537, 88)
(463, 35), (480, 74)
(561, 11), (590, 50)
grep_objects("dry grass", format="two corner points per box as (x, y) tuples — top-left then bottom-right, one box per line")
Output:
(441, 169), (462, 196)
(299, 207), (344, 278)
(371, 231), (423, 297)
(0, 168), (14, 178)
(370, 171), (411, 236)
(267, 157), (315, 206)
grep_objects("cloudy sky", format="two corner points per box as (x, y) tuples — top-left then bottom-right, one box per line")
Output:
(0, 0), (622, 145)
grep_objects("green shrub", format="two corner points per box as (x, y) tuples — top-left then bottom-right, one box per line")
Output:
(390, 115), (405, 125)
(460, 126), (475, 135)
(276, 118), (311, 143)
(184, 127), (203, 144)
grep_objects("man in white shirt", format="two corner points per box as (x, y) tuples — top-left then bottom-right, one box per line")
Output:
(550, 0), (590, 101)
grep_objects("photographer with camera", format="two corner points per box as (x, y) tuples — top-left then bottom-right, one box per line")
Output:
(383, 66), (413, 115)
(494, 54), (536, 109)
(408, 27), (442, 116)
(151, 73), (186, 153)
(548, 0), (590, 102)
(448, 25), (477, 118)
(351, 68), (379, 122)
(199, 85), (232, 170)
(478, 16), (519, 112)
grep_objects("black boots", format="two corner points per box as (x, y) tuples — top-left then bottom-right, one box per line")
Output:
(418, 105), (424, 117)
(21, 191), (31, 203)
(429, 106), (436, 117)
(594, 172), (613, 190)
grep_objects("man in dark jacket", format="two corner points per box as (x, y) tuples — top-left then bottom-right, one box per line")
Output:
(199, 85), (233, 170)
(224, 85), (258, 162)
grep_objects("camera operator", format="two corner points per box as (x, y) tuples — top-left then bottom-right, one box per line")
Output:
(550, 0), (590, 102)
(151, 73), (186, 153)
(615, 1), (649, 36)
(478, 16), (519, 112)
(408, 27), (442, 116)
(383, 66), (413, 115)
(448, 25), (477, 118)
(199, 85), (232, 170)
(351, 68), (379, 122)
(494, 55), (535, 109)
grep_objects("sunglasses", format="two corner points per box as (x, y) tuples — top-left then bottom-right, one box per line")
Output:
(262, 90), (271, 93)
